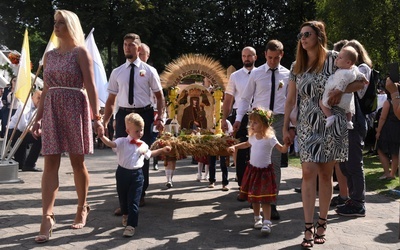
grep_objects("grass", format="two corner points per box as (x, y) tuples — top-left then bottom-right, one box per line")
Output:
(288, 148), (400, 200)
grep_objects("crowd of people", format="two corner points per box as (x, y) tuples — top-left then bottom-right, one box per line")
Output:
(0, 75), (44, 172)
(14, 8), (397, 248)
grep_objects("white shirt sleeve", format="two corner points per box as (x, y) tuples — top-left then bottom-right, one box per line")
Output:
(357, 64), (372, 98)
(8, 106), (22, 130)
(235, 76), (254, 122)
(144, 149), (152, 160)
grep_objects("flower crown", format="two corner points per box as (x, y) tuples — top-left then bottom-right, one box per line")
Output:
(248, 107), (274, 125)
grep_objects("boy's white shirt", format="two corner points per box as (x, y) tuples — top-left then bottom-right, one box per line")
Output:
(113, 136), (152, 170)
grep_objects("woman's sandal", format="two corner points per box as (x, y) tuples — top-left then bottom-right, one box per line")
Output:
(301, 222), (314, 249)
(35, 213), (56, 243)
(314, 217), (327, 244)
(71, 204), (90, 229)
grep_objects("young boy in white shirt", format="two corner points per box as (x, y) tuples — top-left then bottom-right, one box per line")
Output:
(99, 112), (170, 237)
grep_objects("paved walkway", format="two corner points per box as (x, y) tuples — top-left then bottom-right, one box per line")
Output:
(0, 148), (399, 249)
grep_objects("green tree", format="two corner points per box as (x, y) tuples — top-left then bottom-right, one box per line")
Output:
(316, 0), (400, 73)
(0, 0), (54, 73)
(5, 0), (397, 81)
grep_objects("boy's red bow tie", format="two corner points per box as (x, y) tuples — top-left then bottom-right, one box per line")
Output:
(130, 139), (142, 147)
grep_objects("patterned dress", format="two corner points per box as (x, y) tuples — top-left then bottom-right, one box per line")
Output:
(291, 50), (348, 163)
(42, 48), (93, 155)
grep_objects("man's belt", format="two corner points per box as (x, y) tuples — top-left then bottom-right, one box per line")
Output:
(119, 104), (152, 113)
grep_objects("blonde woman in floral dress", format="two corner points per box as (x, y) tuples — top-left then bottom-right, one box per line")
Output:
(32, 9), (104, 243)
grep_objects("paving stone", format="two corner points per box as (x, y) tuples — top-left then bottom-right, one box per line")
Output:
(0, 148), (399, 249)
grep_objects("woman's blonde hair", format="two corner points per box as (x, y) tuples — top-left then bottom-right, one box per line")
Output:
(248, 108), (275, 138)
(343, 40), (372, 68)
(293, 20), (327, 75)
(54, 10), (85, 47)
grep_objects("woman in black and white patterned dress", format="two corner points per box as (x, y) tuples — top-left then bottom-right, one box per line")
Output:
(283, 21), (364, 248)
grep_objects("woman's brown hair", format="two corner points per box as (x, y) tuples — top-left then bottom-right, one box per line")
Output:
(293, 21), (328, 75)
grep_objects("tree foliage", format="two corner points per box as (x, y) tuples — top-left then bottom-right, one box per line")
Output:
(316, 0), (400, 73)
(0, 0), (397, 80)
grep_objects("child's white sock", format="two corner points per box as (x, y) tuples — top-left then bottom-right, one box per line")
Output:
(347, 121), (354, 129)
(165, 169), (172, 182)
(197, 163), (203, 181)
(203, 164), (209, 180)
(254, 215), (263, 221)
(261, 219), (272, 234)
(325, 115), (336, 128)
(263, 219), (272, 225)
(253, 215), (263, 229)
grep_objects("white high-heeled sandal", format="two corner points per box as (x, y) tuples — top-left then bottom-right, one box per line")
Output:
(71, 204), (90, 229)
(35, 213), (56, 243)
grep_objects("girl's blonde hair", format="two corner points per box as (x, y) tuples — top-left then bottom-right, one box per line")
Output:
(54, 10), (85, 47)
(248, 108), (275, 138)
(125, 113), (144, 128)
(293, 20), (328, 75)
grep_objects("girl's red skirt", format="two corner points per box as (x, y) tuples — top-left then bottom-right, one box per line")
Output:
(238, 163), (277, 204)
(194, 155), (209, 164)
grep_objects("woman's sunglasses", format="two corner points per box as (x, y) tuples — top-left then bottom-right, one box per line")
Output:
(297, 31), (313, 40)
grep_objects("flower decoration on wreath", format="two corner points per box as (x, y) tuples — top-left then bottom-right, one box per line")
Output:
(248, 107), (274, 126)
(150, 131), (239, 158)
(166, 86), (179, 107)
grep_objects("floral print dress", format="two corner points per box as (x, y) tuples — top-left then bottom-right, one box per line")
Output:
(42, 48), (93, 155)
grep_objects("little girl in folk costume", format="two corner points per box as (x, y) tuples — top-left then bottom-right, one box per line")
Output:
(228, 107), (289, 235)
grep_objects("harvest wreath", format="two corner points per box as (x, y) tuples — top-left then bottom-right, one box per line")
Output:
(150, 132), (239, 159)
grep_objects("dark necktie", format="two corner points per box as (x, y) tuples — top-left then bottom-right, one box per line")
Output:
(269, 68), (277, 111)
(130, 139), (142, 147)
(128, 63), (135, 105)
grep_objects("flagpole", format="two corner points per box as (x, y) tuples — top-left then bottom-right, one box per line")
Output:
(1, 96), (18, 160)
(31, 64), (43, 90)
(6, 111), (37, 160)
(88, 27), (95, 36)
(1, 28), (31, 160)
(3, 31), (57, 160)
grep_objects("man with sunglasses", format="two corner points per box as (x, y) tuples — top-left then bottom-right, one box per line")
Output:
(233, 40), (290, 220)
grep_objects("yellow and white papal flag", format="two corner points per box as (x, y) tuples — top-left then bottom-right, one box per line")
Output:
(14, 29), (32, 102)
(39, 31), (59, 66)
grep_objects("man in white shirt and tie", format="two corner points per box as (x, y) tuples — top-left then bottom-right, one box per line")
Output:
(103, 33), (165, 207)
(233, 40), (290, 220)
(221, 46), (257, 192)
